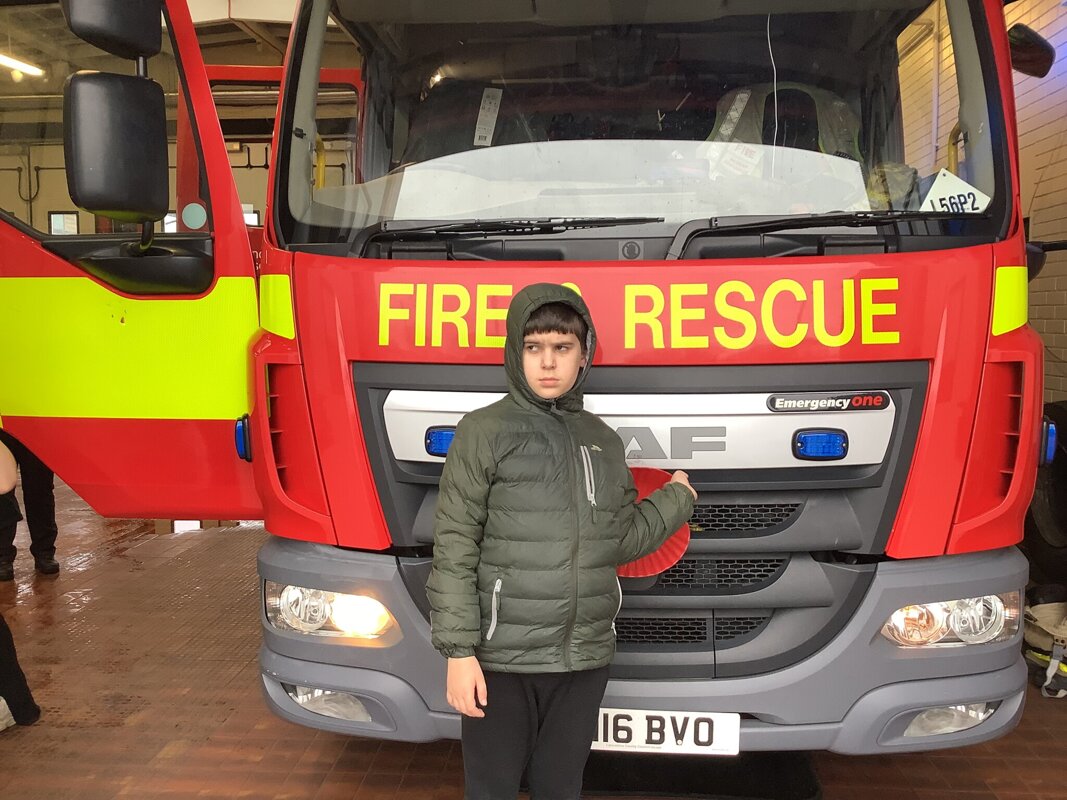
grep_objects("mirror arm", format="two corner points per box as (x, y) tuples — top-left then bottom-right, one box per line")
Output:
(138, 222), (155, 254)
(133, 53), (155, 255)
(1040, 241), (1067, 253)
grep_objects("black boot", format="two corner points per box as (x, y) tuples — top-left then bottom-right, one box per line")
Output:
(7, 696), (41, 725)
(33, 556), (59, 575)
(0, 562), (12, 582)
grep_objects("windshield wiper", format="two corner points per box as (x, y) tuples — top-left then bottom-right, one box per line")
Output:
(383, 216), (663, 235)
(354, 216), (664, 254)
(665, 210), (987, 259)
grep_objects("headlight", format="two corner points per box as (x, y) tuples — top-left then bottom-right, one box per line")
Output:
(265, 581), (399, 641)
(949, 595), (1008, 644)
(329, 594), (394, 638)
(278, 585), (332, 633)
(883, 602), (950, 646)
(881, 592), (1019, 648)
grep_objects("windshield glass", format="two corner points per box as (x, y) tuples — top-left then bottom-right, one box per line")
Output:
(279, 0), (1005, 247)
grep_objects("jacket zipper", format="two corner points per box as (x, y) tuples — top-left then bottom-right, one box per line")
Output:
(554, 401), (580, 671)
(579, 445), (598, 508)
(486, 578), (502, 641)
(612, 576), (623, 634)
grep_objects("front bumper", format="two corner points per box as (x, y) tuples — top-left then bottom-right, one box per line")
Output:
(258, 538), (1028, 753)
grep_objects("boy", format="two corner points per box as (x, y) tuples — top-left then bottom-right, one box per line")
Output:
(427, 283), (696, 800)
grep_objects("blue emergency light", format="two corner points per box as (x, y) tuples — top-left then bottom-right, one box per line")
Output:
(234, 415), (252, 462)
(793, 429), (848, 461)
(1042, 418), (1058, 467)
(426, 426), (457, 457)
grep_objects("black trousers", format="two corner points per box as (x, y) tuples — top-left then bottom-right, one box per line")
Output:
(461, 665), (610, 800)
(0, 431), (57, 565)
(0, 613), (39, 724)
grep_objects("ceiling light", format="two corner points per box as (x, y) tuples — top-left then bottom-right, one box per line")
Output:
(0, 53), (44, 77)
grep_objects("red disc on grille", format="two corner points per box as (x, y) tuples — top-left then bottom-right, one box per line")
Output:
(617, 467), (691, 578)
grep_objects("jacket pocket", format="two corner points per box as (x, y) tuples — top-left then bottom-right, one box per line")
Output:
(485, 578), (503, 641)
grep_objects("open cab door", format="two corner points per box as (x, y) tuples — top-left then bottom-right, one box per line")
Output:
(0, 0), (261, 518)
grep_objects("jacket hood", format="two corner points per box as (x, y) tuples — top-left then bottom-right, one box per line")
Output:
(504, 283), (597, 412)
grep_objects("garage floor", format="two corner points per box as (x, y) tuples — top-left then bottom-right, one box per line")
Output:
(0, 481), (1064, 800)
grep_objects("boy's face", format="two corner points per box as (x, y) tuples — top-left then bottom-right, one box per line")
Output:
(522, 331), (587, 400)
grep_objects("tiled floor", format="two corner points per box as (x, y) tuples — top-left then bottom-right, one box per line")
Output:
(0, 480), (1064, 800)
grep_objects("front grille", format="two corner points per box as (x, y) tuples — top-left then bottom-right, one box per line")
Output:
(714, 615), (768, 641)
(656, 557), (787, 594)
(616, 617), (708, 644)
(615, 615), (771, 645)
(690, 503), (801, 535)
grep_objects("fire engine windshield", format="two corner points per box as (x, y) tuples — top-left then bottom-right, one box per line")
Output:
(278, 0), (1007, 250)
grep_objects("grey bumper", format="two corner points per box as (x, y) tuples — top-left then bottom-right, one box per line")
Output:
(258, 538), (1028, 753)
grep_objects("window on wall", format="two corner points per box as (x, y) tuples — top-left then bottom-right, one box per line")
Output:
(0, 2), (210, 237)
(47, 211), (79, 235)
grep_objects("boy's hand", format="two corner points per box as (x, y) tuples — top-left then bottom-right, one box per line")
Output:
(670, 470), (698, 500)
(447, 656), (487, 718)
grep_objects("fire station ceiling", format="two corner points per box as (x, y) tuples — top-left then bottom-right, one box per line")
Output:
(0, 2), (318, 95)
(0, 2), (331, 145)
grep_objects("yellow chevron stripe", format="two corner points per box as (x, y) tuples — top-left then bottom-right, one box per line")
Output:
(260, 273), (296, 339)
(0, 276), (260, 420)
(991, 266), (1028, 336)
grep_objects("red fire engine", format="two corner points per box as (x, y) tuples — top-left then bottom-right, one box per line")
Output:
(0, 0), (1062, 755)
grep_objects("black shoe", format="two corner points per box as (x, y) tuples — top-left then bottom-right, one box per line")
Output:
(0, 562), (12, 581)
(9, 699), (41, 726)
(33, 557), (59, 575)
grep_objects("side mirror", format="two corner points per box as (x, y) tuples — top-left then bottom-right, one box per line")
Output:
(60, 0), (162, 60)
(1027, 242), (1047, 281)
(1028, 240), (1067, 282)
(64, 72), (169, 223)
(1008, 24), (1055, 78)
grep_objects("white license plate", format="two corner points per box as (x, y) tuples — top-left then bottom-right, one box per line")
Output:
(591, 707), (741, 755)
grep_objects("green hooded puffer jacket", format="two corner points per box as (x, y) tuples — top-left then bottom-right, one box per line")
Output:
(426, 283), (695, 673)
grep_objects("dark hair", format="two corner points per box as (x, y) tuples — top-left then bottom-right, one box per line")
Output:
(524, 302), (589, 350)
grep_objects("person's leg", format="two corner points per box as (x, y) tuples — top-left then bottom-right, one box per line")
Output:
(526, 666), (610, 800)
(16, 446), (58, 567)
(461, 669), (537, 800)
(0, 614), (40, 725)
(0, 490), (22, 579)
